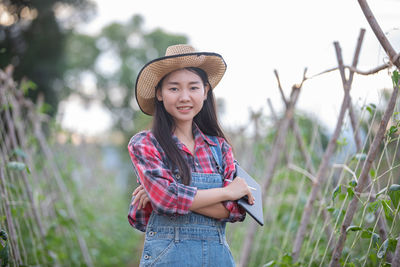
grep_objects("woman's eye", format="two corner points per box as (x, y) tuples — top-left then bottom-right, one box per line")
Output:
(191, 87), (200, 90)
(169, 87), (178, 91)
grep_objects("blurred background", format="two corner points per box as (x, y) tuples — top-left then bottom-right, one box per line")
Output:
(1, 0), (400, 266)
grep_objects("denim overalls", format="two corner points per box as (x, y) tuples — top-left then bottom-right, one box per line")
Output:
(139, 136), (236, 267)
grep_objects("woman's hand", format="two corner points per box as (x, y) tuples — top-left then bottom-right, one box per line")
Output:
(224, 177), (255, 205)
(131, 185), (150, 210)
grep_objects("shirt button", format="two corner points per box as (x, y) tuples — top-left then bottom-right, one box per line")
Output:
(148, 231), (155, 237)
(195, 162), (199, 167)
(144, 255), (151, 260)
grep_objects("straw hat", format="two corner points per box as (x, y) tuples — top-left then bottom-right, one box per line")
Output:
(135, 44), (227, 115)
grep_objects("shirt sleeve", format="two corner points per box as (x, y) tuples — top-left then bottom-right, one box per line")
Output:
(219, 138), (246, 223)
(128, 132), (198, 217)
(128, 195), (152, 232)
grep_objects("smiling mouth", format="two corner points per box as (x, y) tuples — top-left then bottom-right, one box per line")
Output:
(177, 106), (192, 110)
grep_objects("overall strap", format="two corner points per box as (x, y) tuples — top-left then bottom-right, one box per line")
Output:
(206, 135), (223, 175)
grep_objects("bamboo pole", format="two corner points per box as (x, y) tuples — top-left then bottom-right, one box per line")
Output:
(292, 42), (353, 261)
(357, 0), (400, 69)
(275, 70), (336, 251)
(239, 70), (305, 267)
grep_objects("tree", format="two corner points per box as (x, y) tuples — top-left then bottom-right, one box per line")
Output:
(64, 15), (188, 134)
(0, 0), (96, 116)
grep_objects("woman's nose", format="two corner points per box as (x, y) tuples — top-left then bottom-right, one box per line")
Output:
(178, 88), (190, 101)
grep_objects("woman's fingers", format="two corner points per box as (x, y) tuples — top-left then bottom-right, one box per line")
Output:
(247, 188), (255, 205)
(138, 191), (150, 209)
(132, 185), (143, 196)
(132, 187), (150, 210)
(226, 176), (255, 202)
(138, 192), (145, 209)
(131, 186), (145, 206)
(142, 195), (150, 209)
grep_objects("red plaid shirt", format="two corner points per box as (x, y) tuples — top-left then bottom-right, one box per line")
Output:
(128, 124), (245, 231)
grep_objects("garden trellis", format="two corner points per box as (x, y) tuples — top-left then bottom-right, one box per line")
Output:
(0, 66), (93, 267)
(231, 3), (400, 264)
(1, 0), (400, 266)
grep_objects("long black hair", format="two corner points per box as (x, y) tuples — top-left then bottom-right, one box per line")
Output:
(152, 67), (228, 185)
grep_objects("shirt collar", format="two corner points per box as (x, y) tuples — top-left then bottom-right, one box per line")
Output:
(192, 123), (217, 147)
(171, 123), (217, 153)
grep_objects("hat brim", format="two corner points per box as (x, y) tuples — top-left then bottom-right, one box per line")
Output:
(135, 52), (227, 115)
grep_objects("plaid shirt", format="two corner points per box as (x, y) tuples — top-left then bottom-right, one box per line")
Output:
(128, 124), (245, 232)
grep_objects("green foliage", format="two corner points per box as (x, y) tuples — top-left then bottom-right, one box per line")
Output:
(10, 148), (27, 159)
(388, 184), (400, 209)
(0, 230), (8, 267)
(363, 103), (377, 117)
(392, 70), (399, 88)
(377, 238), (397, 259)
(346, 225), (363, 232)
(20, 80), (37, 96)
(337, 136), (348, 147)
(6, 161), (31, 174)
(0, 0), (96, 117)
(1, 126), (143, 266)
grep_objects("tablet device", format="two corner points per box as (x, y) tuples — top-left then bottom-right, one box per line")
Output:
(235, 164), (264, 226)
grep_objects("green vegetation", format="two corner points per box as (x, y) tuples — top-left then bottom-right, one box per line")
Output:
(1, 2), (400, 266)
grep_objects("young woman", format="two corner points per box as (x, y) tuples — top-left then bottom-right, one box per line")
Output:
(128, 44), (254, 266)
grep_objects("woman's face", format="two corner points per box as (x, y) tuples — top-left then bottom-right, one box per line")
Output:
(157, 69), (209, 126)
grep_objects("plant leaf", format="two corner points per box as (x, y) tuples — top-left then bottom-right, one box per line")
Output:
(347, 187), (355, 199)
(388, 238), (398, 252)
(349, 179), (357, 188)
(10, 148), (27, 159)
(388, 126), (398, 137)
(353, 153), (367, 161)
(20, 80), (37, 95)
(281, 253), (292, 264)
(332, 185), (341, 201)
(361, 230), (372, 238)
(372, 233), (380, 247)
(6, 161), (26, 171)
(263, 261), (276, 267)
(381, 200), (393, 222)
(369, 168), (376, 178)
(326, 206), (335, 213)
(392, 70), (399, 87)
(346, 225), (363, 232)
(377, 238), (389, 258)
(0, 242), (9, 267)
(388, 184), (400, 209)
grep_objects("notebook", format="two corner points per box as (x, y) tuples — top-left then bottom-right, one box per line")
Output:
(235, 164), (264, 226)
